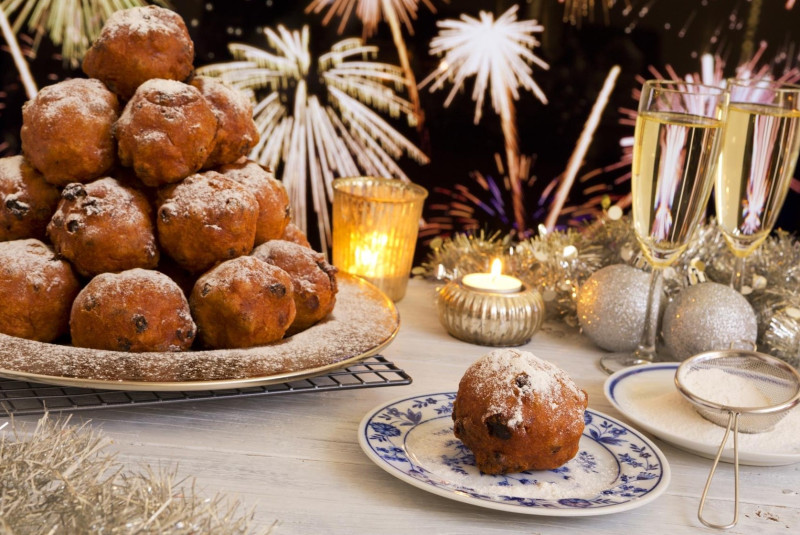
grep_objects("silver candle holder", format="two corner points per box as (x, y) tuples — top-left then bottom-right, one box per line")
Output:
(436, 263), (545, 346)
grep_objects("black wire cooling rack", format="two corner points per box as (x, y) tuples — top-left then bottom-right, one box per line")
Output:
(0, 355), (411, 417)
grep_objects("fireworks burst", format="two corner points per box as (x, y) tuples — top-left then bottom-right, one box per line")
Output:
(544, 65), (620, 230)
(305, 0), (439, 132)
(305, 0), (437, 37)
(421, 148), (615, 240)
(559, 0), (630, 26)
(420, 153), (536, 241)
(420, 4), (549, 235)
(0, 0), (170, 68)
(0, 6), (37, 98)
(197, 25), (428, 250)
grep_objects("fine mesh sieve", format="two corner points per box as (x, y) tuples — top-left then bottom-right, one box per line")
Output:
(675, 349), (800, 530)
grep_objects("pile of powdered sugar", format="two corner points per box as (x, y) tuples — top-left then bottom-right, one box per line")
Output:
(680, 367), (774, 407)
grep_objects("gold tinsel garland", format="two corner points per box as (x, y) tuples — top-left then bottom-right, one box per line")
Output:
(0, 414), (253, 534)
(419, 214), (800, 368)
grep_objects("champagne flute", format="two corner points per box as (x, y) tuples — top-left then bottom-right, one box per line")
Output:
(600, 80), (727, 374)
(715, 79), (800, 292)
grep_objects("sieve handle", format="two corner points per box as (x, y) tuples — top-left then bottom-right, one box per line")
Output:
(698, 410), (740, 530)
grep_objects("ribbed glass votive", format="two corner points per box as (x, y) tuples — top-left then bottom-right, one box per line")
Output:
(332, 177), (427, 302)
(437, 279), (545, 347)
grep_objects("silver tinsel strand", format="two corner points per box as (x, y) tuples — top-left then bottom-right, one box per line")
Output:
(420, 216), (800, 368)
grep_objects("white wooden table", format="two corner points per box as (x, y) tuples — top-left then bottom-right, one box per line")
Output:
(27, 279), (800, 534)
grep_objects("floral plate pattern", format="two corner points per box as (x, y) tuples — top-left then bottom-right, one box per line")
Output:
(358, 392), (671, 516)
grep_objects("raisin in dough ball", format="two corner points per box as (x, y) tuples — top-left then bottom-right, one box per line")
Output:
(190, 256), (296, 349)
(218, 160), (290, 244)
(452, 349), (588, 475)
(191, 77), (259, 168)
(115, 79), (217, 187)
(47, 178), (159, 277)
(82, 5), (194, 100)
(0, 239), (80, 342)
(280, 222), (311, 248)
(252, 240), (337, 333)
(20, 79), (119, 185)
(0, 155), (61, 241)
(157, 171), (258, 273)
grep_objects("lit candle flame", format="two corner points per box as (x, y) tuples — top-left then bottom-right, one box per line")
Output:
(490, 258), (503, 280)
(354, 233), (390, 277)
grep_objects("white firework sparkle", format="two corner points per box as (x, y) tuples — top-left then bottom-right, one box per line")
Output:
(197, 25), (428, 250)
(420, 4), (549, 124)
(305, 0), (438, 130)
(419, 4), (548, 234)
(305, 0), (437, 37)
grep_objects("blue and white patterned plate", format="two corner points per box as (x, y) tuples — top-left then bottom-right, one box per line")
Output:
(358, 392), (671, 516)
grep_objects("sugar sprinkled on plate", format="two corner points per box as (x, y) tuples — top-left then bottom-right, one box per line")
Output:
(406, 418), (617, 500)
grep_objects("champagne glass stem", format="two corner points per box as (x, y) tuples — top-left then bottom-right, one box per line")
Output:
(634, 267), (664, 361)
(730, 255), (746, 292)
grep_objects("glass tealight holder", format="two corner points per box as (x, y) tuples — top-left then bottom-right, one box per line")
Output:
(332, 177), (428, 302)
(436, 278), (545, 347)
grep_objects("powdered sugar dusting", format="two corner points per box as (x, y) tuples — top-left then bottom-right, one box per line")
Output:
(681, 367), (773, 407)
(408, 421), (617, 499)
(103, 6), (184, 39)
(0, 274), (397, 386)
(159, 172), (255, 222)
(465, 349), (586, 427)
(89, 268), (186, 302)
(26, 79), (116, 123)
(0, 239), (65, 293)
(140, 78), (194, 96)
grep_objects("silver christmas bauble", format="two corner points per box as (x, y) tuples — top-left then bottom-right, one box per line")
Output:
(662, 282), (758, 361)
(577, 264), (663, 352)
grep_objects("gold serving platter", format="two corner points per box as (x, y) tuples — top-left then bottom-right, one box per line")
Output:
(0, 273), (399, 391)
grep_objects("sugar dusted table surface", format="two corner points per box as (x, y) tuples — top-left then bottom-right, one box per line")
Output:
(10, 279), (799, 534)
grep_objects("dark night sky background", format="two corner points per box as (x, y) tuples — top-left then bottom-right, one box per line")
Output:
(2, 0), (799, 250)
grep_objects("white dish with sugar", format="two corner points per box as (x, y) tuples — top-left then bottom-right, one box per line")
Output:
(605, 363), (800, 466)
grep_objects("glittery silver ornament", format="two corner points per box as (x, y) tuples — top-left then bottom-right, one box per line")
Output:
(662, 282), (758, 361)
(577, 264), (663, 352)
(750, 292), (800, 370)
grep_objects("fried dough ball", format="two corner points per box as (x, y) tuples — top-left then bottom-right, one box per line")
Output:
(20, 79), (119, 185)
(280, 222), (312, 248)
(217, 160), (290, 244)
(82, 6), (194, 100)
(70, 268), (196, 352)
(190, 256), (296, 349)
(191, 77), (259, 168)
(252, 240), (337, 334)
(47, 178), (159, 277)
(0, 239), (80, 342)
(452, 349), (588, 475)
(0, 156), (61, 241)
(116, 79), (218, 187)
(157, 171), (258, 273)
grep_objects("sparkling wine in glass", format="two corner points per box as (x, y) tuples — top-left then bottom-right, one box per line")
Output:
(715, 79), (800, 292)
(600, 80), (726, 374)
